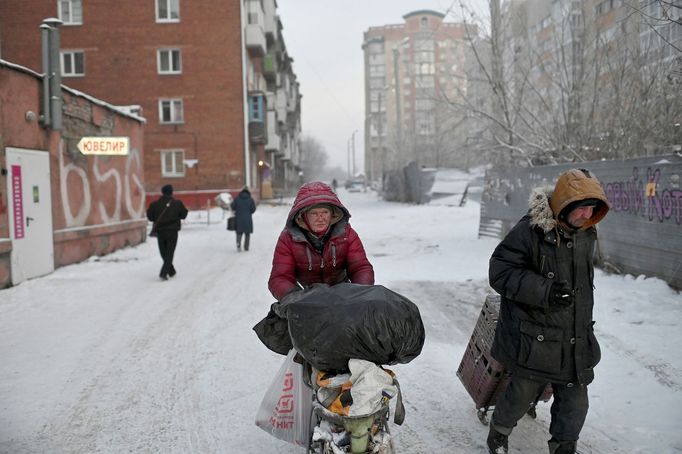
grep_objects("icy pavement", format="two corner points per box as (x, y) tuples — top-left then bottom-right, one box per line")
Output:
(0, 188), (680, 453)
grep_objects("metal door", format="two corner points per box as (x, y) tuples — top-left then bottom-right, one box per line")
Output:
(6, 147), (54, 284)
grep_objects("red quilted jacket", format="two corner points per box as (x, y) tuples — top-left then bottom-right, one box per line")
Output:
(268, 181), (374, 300)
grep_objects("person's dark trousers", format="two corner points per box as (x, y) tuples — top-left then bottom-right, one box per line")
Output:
(236, 232), (251, 251)
(491, 375), (589, 442)
(156, 230), (179, 278)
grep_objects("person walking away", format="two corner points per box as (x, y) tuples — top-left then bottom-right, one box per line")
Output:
(268, 181), (374, 301)
(230, 186), (256, 251)
(331, 178), (338, 192)
(486, 168), (610, 454)
(146, 184), (188, 280)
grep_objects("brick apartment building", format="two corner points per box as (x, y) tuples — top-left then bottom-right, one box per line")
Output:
(362, 10), (473, 181)
(0, 0), (302, 209)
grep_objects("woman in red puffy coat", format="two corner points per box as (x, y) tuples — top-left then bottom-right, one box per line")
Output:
(268, 181), (374, 300)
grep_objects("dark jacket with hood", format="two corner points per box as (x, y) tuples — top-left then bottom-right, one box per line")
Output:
(489, 169), (609, 385)
(268, 181), (374, 300)
(230, 188), (256, 234)
(146, 195), (188, 232)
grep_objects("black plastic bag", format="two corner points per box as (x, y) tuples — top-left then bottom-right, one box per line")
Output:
(227, 216), (236, 231)
(253, 305), (292, 355)
(280, 283), (425, 372)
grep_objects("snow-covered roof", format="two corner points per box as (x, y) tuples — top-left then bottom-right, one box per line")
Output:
(0, 58), (145, 123)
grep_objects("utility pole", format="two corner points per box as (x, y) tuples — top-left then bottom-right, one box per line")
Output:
(392, 46), (402, 170)
(347, 138), (351, 178)
(351, 130), (358, 177)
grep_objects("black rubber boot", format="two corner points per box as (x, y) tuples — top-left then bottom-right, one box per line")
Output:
(487, 426), (509, 454)
(548, 438), (577, 454)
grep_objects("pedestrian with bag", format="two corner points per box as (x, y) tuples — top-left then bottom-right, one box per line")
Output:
(229, 186), (256, 251)
(486, 168), (610, 454)
(268, 181), (374, 301)
(146, 184), (188, 280)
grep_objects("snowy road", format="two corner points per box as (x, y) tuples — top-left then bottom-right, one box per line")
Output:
(1, 187), (680, 453)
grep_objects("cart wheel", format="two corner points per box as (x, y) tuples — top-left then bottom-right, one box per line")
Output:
(477, 407), (490, 425)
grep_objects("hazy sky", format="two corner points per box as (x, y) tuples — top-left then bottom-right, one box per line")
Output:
(276, 0), (488, 175)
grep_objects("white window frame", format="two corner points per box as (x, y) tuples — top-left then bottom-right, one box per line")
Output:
(158, 99), (184, 124)
(157, 49), (182, 74)
(60, 50), (85, 77)
(58, 0), (83, 25)
(156, 0), (180, 22)
(160, 149), (185, 177)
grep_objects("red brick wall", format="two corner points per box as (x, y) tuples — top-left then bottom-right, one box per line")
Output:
(0, 0), (247, 210)
(0, 63), (146, 287)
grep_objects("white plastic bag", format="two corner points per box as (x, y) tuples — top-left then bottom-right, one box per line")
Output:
(255, 349), (312, 446)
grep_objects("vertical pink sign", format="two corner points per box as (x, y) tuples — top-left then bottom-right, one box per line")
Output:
(11, 165), (24, 239)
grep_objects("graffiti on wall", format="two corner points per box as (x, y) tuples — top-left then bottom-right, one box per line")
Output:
(59, 140), (145, 227)
(603, 167), (682, 225)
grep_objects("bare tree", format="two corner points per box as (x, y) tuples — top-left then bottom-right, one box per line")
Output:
(299, 135), (329, 182)
(448, 0), (681, 168)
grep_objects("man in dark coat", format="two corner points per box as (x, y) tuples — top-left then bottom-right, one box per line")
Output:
(230, 187), (256, 251)
(146, 184), (188, 280)
(486, 169), (610, 454)
(268, 181), (374, 301)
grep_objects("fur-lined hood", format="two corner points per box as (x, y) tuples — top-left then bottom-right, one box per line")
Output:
(528, 169), (609, 233)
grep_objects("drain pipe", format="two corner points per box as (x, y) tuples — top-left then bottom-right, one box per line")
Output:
(40, 17), (63, 131)
(46, 18), (63, 131)
(239, 1), (251, 189)
(40, 23), (51, 127)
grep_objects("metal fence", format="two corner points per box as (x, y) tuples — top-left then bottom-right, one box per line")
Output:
(480, 154), (682, 289)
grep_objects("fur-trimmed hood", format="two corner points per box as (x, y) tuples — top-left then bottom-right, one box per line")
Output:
(528, 186), (558, 233)
(528, 169), (609, 233)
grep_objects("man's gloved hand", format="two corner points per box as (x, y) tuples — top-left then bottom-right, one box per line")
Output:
(550, 281), (574, 308)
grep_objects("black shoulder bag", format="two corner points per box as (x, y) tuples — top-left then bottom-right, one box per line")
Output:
(149, 200), (172, 237)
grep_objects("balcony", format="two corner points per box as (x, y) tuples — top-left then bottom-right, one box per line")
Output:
(263, 54), (276, 81)
(248, 121), (266, 144)
(245, 24), (266, 56)
(263, 0), (277, 37)
(265, 110), (280, 151)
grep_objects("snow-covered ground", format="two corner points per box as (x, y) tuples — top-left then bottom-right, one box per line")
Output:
(0, 185), (680, 454)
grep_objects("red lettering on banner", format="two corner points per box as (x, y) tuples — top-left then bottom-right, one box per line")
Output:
(11, 165), (24, 239)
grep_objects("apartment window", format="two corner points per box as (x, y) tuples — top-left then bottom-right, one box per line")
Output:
(61, 51), (84, 76)
(368, 41), (384, 53)
(58, 0), (83, 25)
(161, 150), (185, 177)
(369, 77), (385, 89)
(248, 94), (264, 122)
(158, 49), (182, 74)
(159, 99), (184, 124)
(156, 0), (180, 22)
(369, 64), (385, 77)
(421, 17), (428, 30)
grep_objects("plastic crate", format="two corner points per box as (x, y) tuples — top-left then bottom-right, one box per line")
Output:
(457, 339), (507, 408)
(471, 294), (501, 354)
(458, 294), (554, 413)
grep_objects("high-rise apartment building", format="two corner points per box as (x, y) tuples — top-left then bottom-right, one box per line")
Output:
(498, 0), (681, 160)
(362, 10), (473, 182)
(0, 0), (301, 207)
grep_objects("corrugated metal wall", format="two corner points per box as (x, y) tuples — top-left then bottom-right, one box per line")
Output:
(480, 155), (682, 289)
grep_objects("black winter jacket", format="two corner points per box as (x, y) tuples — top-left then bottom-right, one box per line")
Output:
(489, 171), (609, 385)
(146, 196), (188, 232)
(230, 189), (256, 234)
